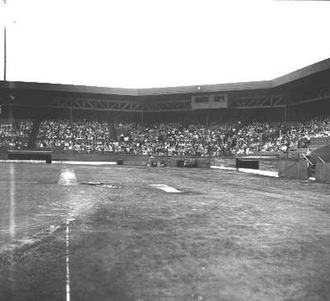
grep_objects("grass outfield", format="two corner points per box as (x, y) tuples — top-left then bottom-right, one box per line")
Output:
(0, 163), (330, 301)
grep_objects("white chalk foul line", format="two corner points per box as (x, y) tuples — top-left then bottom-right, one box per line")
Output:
(0, 160), (118, 165)
(65, 220), (70, 301)
(65, 218), (74, 301)
(210, 165), (279, 178)
(0, 160), (46, 164)
(210, 165), (236, 171)
(9, 163), (16, 241)
(150, 184), (182, 193)
(53, 161), (118, 165)
(238, 168), (279, 178)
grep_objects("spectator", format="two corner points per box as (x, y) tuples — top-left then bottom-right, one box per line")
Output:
(16, 116), (329, 156)
(0, 119), (32, 149)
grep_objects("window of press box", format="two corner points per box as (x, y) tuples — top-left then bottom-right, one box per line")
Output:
(194, 96), (209, 103)
(214, 95), (225, 102)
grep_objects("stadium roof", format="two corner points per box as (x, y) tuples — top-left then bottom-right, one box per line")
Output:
(1, 58), (329, 97)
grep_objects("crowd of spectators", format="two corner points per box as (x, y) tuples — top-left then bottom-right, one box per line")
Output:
(36, 120), (114, 152)
(33, 116), (330, 156)
(0, 119), (32, 150)
(1, 117), (329, 155)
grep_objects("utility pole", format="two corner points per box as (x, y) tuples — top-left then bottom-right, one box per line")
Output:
(3, 0), (6, 81)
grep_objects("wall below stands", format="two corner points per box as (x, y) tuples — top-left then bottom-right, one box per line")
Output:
(51, 152), (211, 168)
(312, 144), (330, 163)
(0, 150), (282, 172)
(278, 160), (309, 180)
(212, 156), (279, 171)
(316, 163), (330, 184)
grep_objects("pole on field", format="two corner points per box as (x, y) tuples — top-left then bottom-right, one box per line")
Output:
(3, 0), (6, 81)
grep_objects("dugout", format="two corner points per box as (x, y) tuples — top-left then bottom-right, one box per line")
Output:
(7, 150), (52, 163)
(236, 158), (259, 169)
(177, 158), (197, 168)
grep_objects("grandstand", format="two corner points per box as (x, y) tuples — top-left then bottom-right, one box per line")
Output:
(1, 59), (330, 301)
(0, 58), (329, 166)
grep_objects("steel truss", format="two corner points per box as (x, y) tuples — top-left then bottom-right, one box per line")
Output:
(5, 90), (329, 112)
(43, 96), (192, 112)
(286, 87), (330, 106)
(50, 96), (144, 112)
(231, 95), (284, 109)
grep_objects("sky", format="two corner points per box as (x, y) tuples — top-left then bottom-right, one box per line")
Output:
(0, 0), (329, 88)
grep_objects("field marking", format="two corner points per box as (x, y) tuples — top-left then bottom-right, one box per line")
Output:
(0, 181), (40, 184)
(58, 169), (78, 186)
(150, 184), (182, 193)
(9, 164), (16, 240)
(53, 161), (118, 166)
(0, 160), (118, 165)
(66, 219), (71, 301)
(0, 160), (46, 164)
(65, 217), (74, 301)
(210, 165), (236, 171)
(210, 165), (279, 177)
(238, 168), (279, 177)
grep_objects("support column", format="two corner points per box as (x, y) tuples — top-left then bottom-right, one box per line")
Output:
(284, 98), (287, 131)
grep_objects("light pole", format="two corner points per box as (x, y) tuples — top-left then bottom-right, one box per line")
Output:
(3, 0), (6, 81)
(2, 0), (16, 119)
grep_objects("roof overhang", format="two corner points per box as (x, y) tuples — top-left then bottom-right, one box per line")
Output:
(0, 58), (329, 96)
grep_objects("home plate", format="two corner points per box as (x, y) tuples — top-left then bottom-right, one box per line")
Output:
(150, 184), (182, 193)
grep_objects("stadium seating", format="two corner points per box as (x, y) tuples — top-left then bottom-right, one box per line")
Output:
(0, 119), (33, 150)
(1, 117), (329, 158)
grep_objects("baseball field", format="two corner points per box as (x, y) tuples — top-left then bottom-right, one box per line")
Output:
(0, 162), (330, 301)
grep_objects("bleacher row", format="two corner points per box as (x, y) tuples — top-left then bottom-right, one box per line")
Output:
(0, 117), (330, 156)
